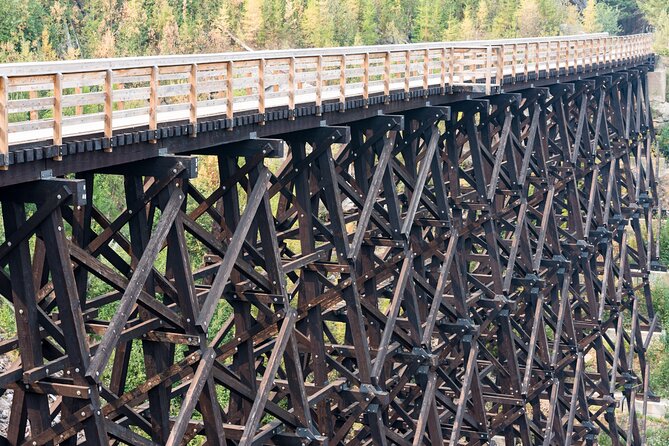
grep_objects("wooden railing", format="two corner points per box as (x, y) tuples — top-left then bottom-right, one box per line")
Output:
(0, 33), (654, 166)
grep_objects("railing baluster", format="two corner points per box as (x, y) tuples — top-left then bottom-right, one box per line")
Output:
(384, 51), (391, 102)
(53, 73), (63, 160)
(496, 46), (503, 87)
(598, 37), (603, 67)
(150, 65), (158, 142)
(190, 63), (198, 137)
(289, 57), (296, 118)
(512, 44), (517, 81)
(449, 48), (455, 90)
(534, 42), (540, 79)
(258, 59), (266, 122)
(117, 83), (125, 111)
(404, 50), (411, 100)
(29, 90), (38, 121)
(104, 69), (113, 150)
(0, 76), (8, 169)
(423, 48), (429, 96)
(440, 47), (447, 95)
(316, 55), (323, 115)
(363, 52), (370, 106)
(75, 86), (83, 116)
(340, 54), (346, 111)
(485, 46), (493, 95)
(524, 43), (529, 78)
(226, 61), (234, 129)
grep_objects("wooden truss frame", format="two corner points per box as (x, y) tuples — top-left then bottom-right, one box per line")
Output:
(0, 67), (661, 445)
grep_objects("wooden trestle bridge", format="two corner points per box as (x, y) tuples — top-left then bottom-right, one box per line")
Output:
(0, 32), (662, 445)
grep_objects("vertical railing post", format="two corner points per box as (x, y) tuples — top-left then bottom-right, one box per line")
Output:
(288, 57), (296, 119)
(524, 43), (529, 79)
(496, 46), (504, 88)
(598, 37), (603, 67)
(404, 50), (411, 101)
(534, 42), (540, 80)
(363, 53), (370, 107)
(423, 48), (429, 97)
(485, 46), (492, 95)
(384, 51), (391, 103)
(75, 86), (83, 116)
(258, 59), (266, 123)
(117, 83), (125, 111)
(545, 42), (551, 77)
(622, 36), (627, 64)
(440, 47), (447, 95)
(511, 44), (517, 82)
(226, 61), (234, 130)
(189, 63), (198, 137)
(104, 69), (113, 151)
(150, 65), (158, 142)
(0, 76), (8, 170)
(449, 48), (455, 91)
(29, 90), (38, 121)
(316, 55), (323, 115)
(53, 73), (63, 161)
(339, 54), (346, 112)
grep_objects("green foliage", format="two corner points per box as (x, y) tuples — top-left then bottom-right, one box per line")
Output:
(657, 124), (669, 158)
(0, 297), (16, 339)
(648, 259), (669, 397)
(647, 425), (669, 445)
(596, 3), (623, 34)
(639, 0), (669, 55)
(0, 0), (650, 63)
(649, 334), (669, 398)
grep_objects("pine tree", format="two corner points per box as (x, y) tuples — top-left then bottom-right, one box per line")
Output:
(416, 0), (437, 41)
(357, 0), (378, 45)
(583, 0), (601, 32)
(491, 0), (519, 38)
(517, 0), (543, 37)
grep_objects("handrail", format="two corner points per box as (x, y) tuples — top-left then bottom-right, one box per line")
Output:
(0, 33), (612, 77)
(0, 33), (655, 169)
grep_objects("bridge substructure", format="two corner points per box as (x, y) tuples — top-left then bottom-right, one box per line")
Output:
(0, 34), (662, 445)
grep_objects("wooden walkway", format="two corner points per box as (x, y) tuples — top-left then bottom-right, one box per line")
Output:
(0, 33), (654, 162)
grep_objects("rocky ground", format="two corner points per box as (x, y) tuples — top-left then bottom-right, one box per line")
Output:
(0, 354), (13, 438)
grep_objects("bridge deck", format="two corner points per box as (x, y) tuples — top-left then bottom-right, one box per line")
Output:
(0, 32), (654, 186)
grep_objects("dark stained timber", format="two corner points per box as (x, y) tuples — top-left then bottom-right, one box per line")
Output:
(0, 66), (662, 446)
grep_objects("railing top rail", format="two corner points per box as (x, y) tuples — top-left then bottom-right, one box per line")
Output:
(0, 32), (632, 77)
